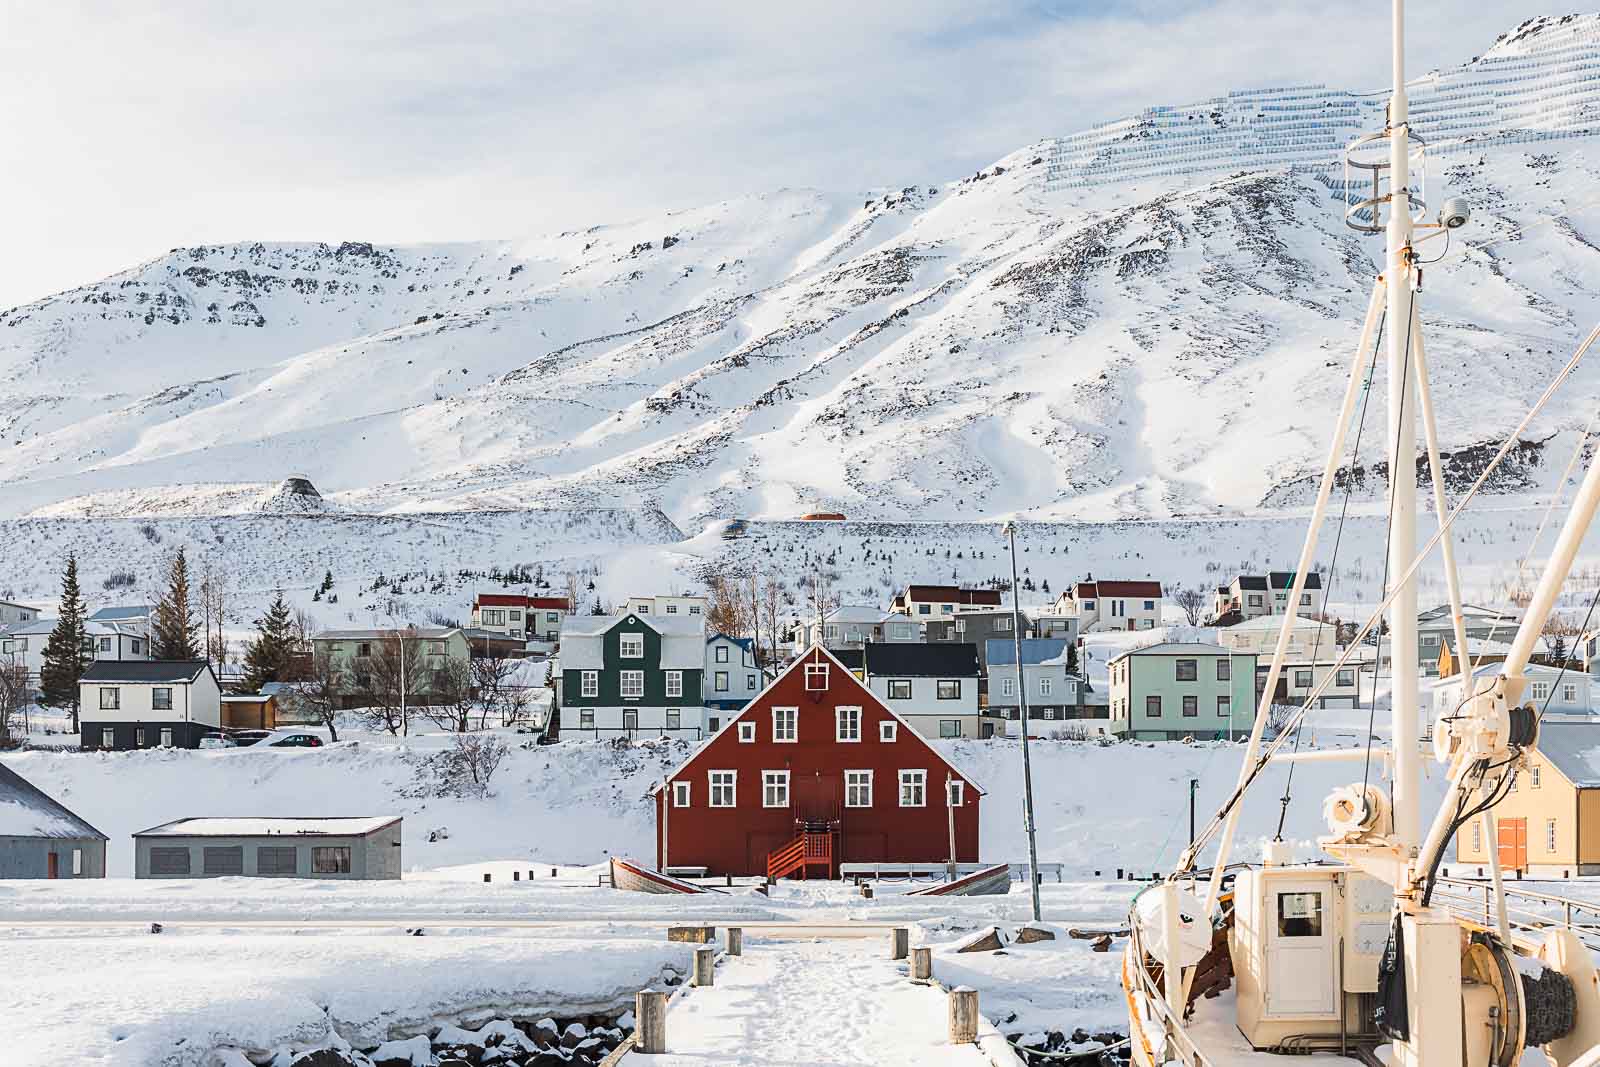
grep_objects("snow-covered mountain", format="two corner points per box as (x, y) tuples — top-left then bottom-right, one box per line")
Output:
(3, 14), (1600, 614)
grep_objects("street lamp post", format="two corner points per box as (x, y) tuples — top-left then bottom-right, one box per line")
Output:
(1003, 520), (1043, 923)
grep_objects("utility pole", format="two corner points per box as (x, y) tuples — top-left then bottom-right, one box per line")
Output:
(1004, 520), (1043, 923)
(1189, 778), (1199, 851)
(946, 774), (958, 882)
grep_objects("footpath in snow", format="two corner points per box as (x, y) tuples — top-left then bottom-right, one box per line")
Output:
(624, 937), (1014, 1066)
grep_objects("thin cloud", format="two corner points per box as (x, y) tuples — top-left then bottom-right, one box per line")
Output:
(0, 1), (1536, 310)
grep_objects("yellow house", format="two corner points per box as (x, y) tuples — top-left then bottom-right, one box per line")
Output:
(1454, 721), (1600, 878)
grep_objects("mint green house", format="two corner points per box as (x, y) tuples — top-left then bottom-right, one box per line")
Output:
(1107, 642), (1259, 741)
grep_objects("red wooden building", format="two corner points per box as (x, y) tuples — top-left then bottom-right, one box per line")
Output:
(652, 646), (984, 878)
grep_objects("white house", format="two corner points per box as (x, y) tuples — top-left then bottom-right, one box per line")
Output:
(1, 619), (151, 690)
(1259, 659), (1363, 710)
(1215, 615), (1342, 658)
(889, 584), (1003, 618)
(558, 612), (708, 740)
(799, 606), (919, 650)
(79, 660), (222, 751)
(86, 605), (154, 638)
(1432, 663), (1591, 724)
(0, 600), (40, 627)
(705, 633), (762, 711)
(862, 642), (984, 739)
(1057, 578), (1164, 633)
(624, 595), (706, 620)
(1210, 572), (1323, 624)
(470, 593), (570, 644)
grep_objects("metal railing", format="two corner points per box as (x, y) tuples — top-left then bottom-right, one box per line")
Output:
(1433, 877), (1600, 952)
(560, 726), (704, 741)
(1123, 917), (1217, 1067)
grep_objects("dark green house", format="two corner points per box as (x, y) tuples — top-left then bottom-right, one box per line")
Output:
(558, 613), (706, 739)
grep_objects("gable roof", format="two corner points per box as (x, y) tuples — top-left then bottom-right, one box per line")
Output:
(650, 644), (985, 796)
(1419, 603), (1518, 624)
(134, 816), (400, 838)
(1267, 571), (1322, 590)
(1075, 579), (1163, 598)
(1227, 614), (1338, 632)
(822, 605), (895, 625)
(1533, 722), (1600, 788)
(560, 613), (704, 670)
(904, 585), (1002, 606)
(0, 763), (108, 840)
(87, 605), (153, 622)
(80, 660), (212, 684)
(707, 633), (754, 651)
(864, 642), (979, 677)
(1107, 641), (1241, 665)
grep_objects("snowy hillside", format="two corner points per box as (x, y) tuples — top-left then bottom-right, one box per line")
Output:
(3, 15), (1600, 619)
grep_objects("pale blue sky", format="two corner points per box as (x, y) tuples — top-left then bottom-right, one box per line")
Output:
(0, 1), (1542, 309)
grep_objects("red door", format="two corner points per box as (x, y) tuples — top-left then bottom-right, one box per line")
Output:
(1498, 818), (1528, 872)
(47, 853), (59, 879)
(793, 771), (840, 824)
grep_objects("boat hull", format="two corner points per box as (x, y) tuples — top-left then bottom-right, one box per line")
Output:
(609, 856), (715, 894)
(905, 862), (1012, 897)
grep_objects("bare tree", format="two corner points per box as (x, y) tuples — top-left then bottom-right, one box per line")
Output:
(451, 732), (509, 796)
(196, 555), (230, 671)
(422, 658), (476, 733)
(1174, 586), (1205, 626)
(756, 572), (786, 669)
(706, 573), (754, 638)
(0, 663), (29, 744)
(361, 629), (429, 736)
(290, 649), (344, 743)
(564, 571), (581, 615)
(470, 651), (531, 729)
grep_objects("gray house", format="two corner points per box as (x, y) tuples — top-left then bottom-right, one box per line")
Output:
(926, 609), (1067, 675)
(0, 763), (108, 878)
(986, 638), (1080, 726)
(132, 816), (403, 880)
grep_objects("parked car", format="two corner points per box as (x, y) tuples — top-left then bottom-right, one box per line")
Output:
(197, 735), (237, 750)
(259, 731), (324, 748)
(231, 730), (273, 747)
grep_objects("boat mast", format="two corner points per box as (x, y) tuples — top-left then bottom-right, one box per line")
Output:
(1385, 0), (1421, 850)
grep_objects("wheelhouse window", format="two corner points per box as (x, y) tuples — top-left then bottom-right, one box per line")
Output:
(772, 707), (797, 743)
(1277, 892), (1323, 937)
(836, 706), (861, 742)
(899, 769), (927, 807)
(709, 770), (736, 807)
(845, 770), (872, 807)
(1337, 669), (1354, 687)
(763, 770), (790, 808)
(887, 679), (912, 700)
(1294, 669), (1313, 688)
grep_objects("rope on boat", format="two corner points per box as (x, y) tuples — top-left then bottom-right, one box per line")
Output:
(1007, 1036), (1133, 1060)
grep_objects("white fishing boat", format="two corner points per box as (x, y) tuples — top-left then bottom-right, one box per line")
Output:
(1124, 4), (1600, 1067)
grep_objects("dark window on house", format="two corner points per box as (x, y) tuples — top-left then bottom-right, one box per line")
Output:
(1176, 659), (1197, 681)
(312, 847), (352, 874)
(100, 687), (120, 710)
(939, 720), (962, 738)
(149, 847), (191, 875)
(1144, 600), (1155, 610)
(937, 680), (961, 700)
(1294, 669), (1313, 688)
(203, 846), (244, 875)
(887, 680), (912, 700)
(152, 687), (173, 711)
(101, 728), (114, 748)
(1337, 669), (1355, 687)
(623, 709), (639, 730)
(1146, 695), (1162, 717)
(358, 643), (372, 657)
(1183, 695), (1198, 717)
(135, 727), (145, 747)
(1217, 659), (1230, 681)
(257, 846), (298, 875)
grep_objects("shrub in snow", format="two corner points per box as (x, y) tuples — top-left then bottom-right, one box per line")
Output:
(403, 733), (509, 799)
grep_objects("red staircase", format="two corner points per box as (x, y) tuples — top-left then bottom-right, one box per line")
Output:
(766, 830), (833, 881)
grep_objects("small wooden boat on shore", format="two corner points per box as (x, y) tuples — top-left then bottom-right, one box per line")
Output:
(905, 862), (1012, 897)
(609, 856), (725, 895)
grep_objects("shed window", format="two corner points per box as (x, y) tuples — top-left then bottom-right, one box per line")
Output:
(72, 848), (83, 876)
(152, 687), (172, 711)
(203, 846), (244, 876)
(709, 770), (736, 807)
(257, 846), (298, 875)
(149, 847), (191, 876)
(312, 846), (352, 874)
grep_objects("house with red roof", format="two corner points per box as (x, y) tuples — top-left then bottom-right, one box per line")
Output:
(1055, 575), (1165, 633)
(651, 645), (983, 878)
(471, 593), (571, 643)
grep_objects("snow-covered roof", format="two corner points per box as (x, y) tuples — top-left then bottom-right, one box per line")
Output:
(1532, 723), (1600, 789)
(559, 613), (704, 670)
(987, 638), (1070, 667)
(822, 605), (894, 625)
(1444, 635), (1550, 658)
(134, 816), (400, 838)
(1225, 614), (1336, 632)
(3, 618), (144, 638)
(87, 605), (153, 622)
(81, 660), (212, 684)
(1108, 641), (1239, 663)
(0, 764), (108, 841)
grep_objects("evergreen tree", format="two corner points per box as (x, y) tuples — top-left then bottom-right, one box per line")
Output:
(152, 548), (200, 660)
(39, 554), (89, 731)
(242, 591), (295, 692)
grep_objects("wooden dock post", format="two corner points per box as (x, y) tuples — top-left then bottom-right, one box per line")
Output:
(636, 988), (667, 1053)
(726, 927), (743, 956)
(910, 946), (932, 980)
(889, 926), (909, 960)
(860, 883), (874, 899)
(692, 945), (716, 987)
(483, 872), (491, 883)
(949, 986), (979, 1043)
